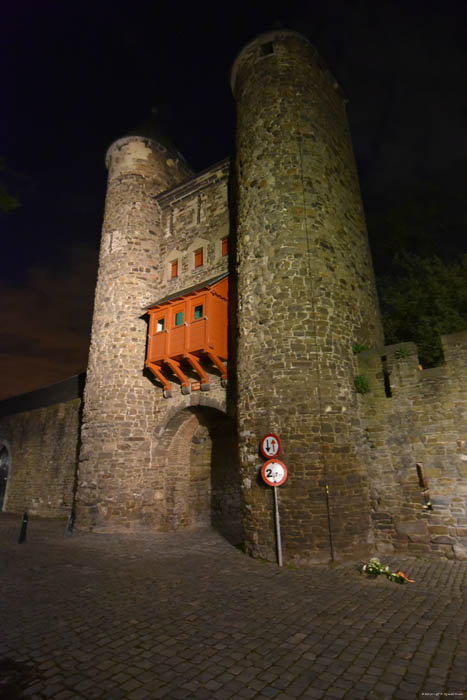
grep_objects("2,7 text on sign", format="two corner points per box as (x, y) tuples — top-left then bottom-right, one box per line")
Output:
(260, 459), (288, 487)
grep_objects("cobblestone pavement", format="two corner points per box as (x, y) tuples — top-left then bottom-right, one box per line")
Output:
(1, 514), (466, 700)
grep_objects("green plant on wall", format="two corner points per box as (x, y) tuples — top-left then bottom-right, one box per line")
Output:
(354, 375), (370, 394)
(352, 343), (369, 355)
(394, 347), (410, 359)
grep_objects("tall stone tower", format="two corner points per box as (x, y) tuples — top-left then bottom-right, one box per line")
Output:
(231, 30), (384, 563)
(76, 130), (192, 529)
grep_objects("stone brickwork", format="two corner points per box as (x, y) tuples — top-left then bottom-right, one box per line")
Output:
(76, 138), (237, 534)
(76, 136), (190, 531)
(154, 159), (230, 301)
(231, 30), (384, 563)
(356, 330), (467, 559)
(0, 398), (80, 516)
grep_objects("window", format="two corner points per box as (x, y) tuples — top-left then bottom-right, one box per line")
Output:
(156, 318), (165, 333)
(170, 260), (178, 278)
(174, 311), (183, 327)
(221, 237), (228, 256)
(194, 248), (203, 268)
(194, 304), (203, 320)
(260, 41), (274, 56)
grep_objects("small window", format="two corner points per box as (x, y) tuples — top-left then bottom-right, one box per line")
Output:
(174, 311), (183, 327)
(194, 248), (203, 268)
(156, 318), (165, 333)
(260, 42), (274, 57)
(221, 237), (228, 256)
(170, 260), (178, 278)
(194, 305), (203, 320)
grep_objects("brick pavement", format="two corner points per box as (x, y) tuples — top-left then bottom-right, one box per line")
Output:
(0, 513), (466, 699)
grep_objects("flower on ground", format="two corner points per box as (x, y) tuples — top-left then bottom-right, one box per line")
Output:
(361, 557), (415, 584)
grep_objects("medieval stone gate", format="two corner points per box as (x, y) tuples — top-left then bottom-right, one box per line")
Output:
(1, 29), (466, 563)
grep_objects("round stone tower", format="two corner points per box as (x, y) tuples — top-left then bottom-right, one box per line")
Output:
(76, 128), (192, 529)
(231, 30), (384, 563)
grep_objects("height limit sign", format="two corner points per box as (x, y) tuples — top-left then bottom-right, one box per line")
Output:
(260, 459), (288, 487)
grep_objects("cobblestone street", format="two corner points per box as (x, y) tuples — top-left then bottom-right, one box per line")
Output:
(1, 514), (466, 699)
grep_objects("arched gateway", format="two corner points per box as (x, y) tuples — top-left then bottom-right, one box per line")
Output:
(156, 406), (242, 546)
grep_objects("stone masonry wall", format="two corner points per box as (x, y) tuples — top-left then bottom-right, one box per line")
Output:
(76, 138), (234, 533)
(356, 330), (467, 560)
(0, 398), (80, 517)
(76, 136), (192, 530)
(154, 159), (230, 305)
(232, 30), (384, 564)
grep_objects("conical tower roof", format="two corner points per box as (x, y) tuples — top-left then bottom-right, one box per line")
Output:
(127, 106), (182, 157)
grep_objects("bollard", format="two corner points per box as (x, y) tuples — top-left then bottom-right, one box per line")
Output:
(64, 510), (75, 537)
(18, 512), (28, 543)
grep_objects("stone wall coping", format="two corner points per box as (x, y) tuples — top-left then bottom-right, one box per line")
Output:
(418, 365), (448, 380)
(154, 158), (230, 209)
(0, 374), (85, 418)
(105, 135), (192, 173)
(442, 329), (467, 345)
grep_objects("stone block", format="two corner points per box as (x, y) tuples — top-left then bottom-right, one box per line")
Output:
(431, 535), (456, 544)
(453, 544), (467, 560)
(428, 525), (449, 535)
(395, 520), (428, 541)
(375, 542), (394, 554)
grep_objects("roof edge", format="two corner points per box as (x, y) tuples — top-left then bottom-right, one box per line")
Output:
(144, 272), (229, 312)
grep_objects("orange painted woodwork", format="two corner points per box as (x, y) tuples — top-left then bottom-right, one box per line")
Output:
(145, 274), (228, 395)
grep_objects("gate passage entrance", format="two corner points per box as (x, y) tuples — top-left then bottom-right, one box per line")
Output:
(160, 406), (242, 546)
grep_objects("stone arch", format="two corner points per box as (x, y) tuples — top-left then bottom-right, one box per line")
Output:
(155, 404), (242, 545)
(0, 439), (11, 511)
(156, 392), (227, 437)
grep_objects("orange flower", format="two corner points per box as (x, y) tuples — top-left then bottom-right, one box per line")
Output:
(394, 571), (415, 583)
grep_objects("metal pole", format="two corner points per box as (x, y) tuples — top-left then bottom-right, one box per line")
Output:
(18, 511), (28, 544)
(324, 484), (334, 561)
(273, 486), (283, 567)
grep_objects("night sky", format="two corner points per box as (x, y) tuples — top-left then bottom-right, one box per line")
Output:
(1, 0), (466, 400)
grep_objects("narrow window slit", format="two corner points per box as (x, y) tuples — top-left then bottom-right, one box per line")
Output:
(381, 355), (392, 397)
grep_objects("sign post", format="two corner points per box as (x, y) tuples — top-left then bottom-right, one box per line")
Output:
(273, 486), (283, 567)
(260, 456), (288, 566)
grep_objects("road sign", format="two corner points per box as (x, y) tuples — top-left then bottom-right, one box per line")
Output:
(260, 433), (281, 458)
(260, 459), (288, 487)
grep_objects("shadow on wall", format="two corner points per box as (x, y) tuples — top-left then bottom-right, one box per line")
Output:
(0, 443), (10, 511)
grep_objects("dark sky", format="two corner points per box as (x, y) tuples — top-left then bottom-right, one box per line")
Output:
(1, 0), (466, 400)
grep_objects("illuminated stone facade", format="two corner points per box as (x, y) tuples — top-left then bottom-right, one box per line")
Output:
(1, 30), (466, 562)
